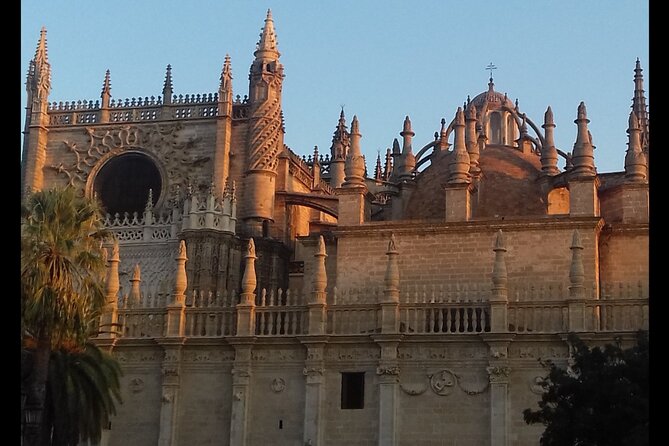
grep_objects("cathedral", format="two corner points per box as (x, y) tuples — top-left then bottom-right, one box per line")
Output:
(21, 10), (649, 446)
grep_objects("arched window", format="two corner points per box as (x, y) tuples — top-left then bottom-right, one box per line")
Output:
(93, 152), (161, 215)
(507, 114), (515, 146)
(490, 112), (502, 144)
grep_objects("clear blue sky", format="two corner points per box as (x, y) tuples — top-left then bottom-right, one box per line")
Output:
(21, 0), (649, 174)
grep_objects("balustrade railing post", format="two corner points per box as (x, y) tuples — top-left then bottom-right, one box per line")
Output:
(380, 234), (401, 333)
(490, 231), (509, 333)
(166, 240), (188, 337)
(236, 239), (257, 336)
(308, 236), (328, 335)
(567, 230), (587, 332)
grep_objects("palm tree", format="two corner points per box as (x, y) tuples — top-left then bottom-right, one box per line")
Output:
(45, 342), (123, 446)
(21, 187), (114, 446)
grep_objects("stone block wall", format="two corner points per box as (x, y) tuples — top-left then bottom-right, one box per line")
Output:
(333, 219), (602, 298)
(109, 346), (163, 446)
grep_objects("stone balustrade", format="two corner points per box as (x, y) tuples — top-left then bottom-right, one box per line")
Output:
(103, 211), (175, 242)
(100, 230), (648, 340)
(254, 289), (307, 336)
(45, 92), (253, 126)
(585, 298), (649, 331)
(326, 305), (380, 335)
(507, 302), (569, 333)
(109, 286), (648, 339)
(399, 302), (491, 334)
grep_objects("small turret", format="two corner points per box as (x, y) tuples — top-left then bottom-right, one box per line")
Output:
(570, 102), (597, 177)
(329, 109), (349, 188)
(632, 58), (649, 152)
(398, 116), (416, 181)
(448, 107), (471, 184)
(624, 112), (648, 182)
(465, 105), (480, 176)
(243, 9), (285, 236)
(343, 115), (366, 187)
(540, 106), (559, 175)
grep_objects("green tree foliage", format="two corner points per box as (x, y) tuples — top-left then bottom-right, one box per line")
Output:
(523, 331), (649, 446)
(46, 343), (123, 446)
(21, 187), (122, 446)
(21, 187), (108, 348)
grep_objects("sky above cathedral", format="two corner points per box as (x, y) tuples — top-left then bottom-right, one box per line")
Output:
(21, 0), (649, 174)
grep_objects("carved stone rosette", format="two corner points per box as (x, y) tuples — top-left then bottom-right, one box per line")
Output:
(270, 377), (286, 393)
(429, 369), (457, 396)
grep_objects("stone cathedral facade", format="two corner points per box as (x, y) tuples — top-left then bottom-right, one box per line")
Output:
(21, 11), (649, 446)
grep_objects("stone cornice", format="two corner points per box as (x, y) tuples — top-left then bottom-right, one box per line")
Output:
(333, 216), (604, 237)
(601, 222), (649, 236)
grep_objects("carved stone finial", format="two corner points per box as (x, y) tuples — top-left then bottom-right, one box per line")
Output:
(316, 235), (327, 257)
(392, 138), (401, 155)
(105, 240), (120, 303)
(387, 233), (398, 254)
(222, 54), (232, 84)
(246, 237), (256, 259)
(493, 229), (505, 251)
(625, 111), (647, 182)
(241, 238), (257, 298)
(145, 189), (154, 212)
(374, 151), (383, 181)
(398, 115), (416, 180)
(129, 263), (142, 307)
(173, 240), (188, 303)
(344, 115), (366, 187)
(465, 104), (480, 175)
(29, 27), (51, 99)
(385, 233), (400, 299)
(34, 27), (49, 65)
(401, 115), (415, 137)
(101, 69), (111, 97)
(162, 64), (173, 105)
(544, 105), (554, 125)
(111, 240), (120, 262)
(571, 102), (596, 177)
(255, 8), (280, 56)
(313, 146), (320, 165)
(541, 105), (559, 175)
(448, 107), (471, 184)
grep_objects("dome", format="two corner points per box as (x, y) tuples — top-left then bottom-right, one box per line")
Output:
(469, 78), (515, 111)
(404, 145), (545, 220)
